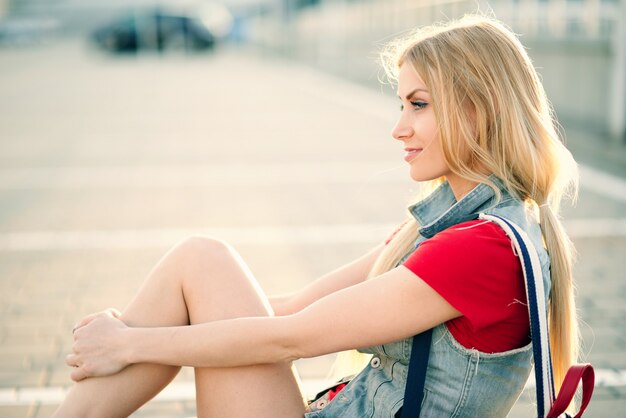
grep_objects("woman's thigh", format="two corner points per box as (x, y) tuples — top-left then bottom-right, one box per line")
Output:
(178, 237), (307, 417)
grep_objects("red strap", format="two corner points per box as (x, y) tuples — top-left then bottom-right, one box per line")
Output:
(546, 364), (595, 418)
(327, 383), (347, 402)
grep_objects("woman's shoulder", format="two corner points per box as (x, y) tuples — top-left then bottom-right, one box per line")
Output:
(404, 219), (516, 271)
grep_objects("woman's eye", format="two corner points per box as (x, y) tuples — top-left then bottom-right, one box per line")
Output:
(411, 101), (428, 109)
(400, 101), (428, 111)
(400, 100), (428, 112)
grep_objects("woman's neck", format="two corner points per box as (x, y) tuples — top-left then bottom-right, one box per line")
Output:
(446, 174), (479, 201)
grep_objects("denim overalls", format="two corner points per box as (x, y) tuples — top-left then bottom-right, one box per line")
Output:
(305, 178), (551, 418)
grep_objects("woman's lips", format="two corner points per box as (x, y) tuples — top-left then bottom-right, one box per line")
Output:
(404, 148), (422, 162)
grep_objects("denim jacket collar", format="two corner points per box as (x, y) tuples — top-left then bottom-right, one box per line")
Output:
(409, 176), (512, 238)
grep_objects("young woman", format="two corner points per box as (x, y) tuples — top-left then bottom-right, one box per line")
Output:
(54, 15), (579, 418)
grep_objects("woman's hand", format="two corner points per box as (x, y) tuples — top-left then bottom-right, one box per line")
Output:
(65, 308), (130, 381)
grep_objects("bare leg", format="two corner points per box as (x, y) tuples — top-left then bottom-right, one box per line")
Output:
(53, 237), (306, 418)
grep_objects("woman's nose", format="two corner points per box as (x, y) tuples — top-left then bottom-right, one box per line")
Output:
(391, 115), (414, 142)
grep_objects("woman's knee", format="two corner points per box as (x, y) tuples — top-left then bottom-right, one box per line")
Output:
(178, 235), (231, 256)
(163, 236), (234, 291)
(174, 236), (271, 320)
(175, 235), (232, 269)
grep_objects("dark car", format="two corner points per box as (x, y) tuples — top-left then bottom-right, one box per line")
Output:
(91, 9), (224, 52)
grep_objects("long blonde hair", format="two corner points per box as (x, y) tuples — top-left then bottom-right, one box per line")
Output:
(371, 15), (579, 392)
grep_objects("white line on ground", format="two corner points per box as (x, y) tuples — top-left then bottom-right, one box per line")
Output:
(1, 369), (625, 406)
(579, 165), (626, 203)
(0, 223), (397, 251)
(0, 162), (408, 189)
(0, 219), (625, 252)
(0, 379), (327, 406)
(565, 218), (626, 237)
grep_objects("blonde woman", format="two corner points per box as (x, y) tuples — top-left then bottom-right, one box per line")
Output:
(54, 15), (579, 418)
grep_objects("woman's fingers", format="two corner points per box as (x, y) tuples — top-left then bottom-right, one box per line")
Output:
(66, 348), (95, 381)
(72, 313), (101, 333)
(72, 308), (122, 334)
(66, 353), (88, 381)
(66, 311), (129, 381)
(70, 365), (88, 382)
(108, 307), (122, 318)
(65, 353), (79, 368)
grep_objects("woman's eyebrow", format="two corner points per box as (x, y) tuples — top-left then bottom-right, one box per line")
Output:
(398, 88), (429, 100)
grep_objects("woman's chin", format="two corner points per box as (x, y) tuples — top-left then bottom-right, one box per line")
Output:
(408, 170), (433, 182)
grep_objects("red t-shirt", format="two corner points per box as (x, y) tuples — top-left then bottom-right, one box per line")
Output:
(401, 220), (530, 353)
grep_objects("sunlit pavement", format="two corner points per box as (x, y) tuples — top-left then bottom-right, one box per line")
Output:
(1, 40), (625, 417)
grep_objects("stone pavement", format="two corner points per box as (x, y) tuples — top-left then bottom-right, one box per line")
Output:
(0, 41), (625, 417)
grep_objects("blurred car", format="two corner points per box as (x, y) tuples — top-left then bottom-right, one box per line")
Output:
(91, 4), (232, 53)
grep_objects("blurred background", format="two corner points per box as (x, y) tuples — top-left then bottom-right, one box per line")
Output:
(1, 0), (625, 417)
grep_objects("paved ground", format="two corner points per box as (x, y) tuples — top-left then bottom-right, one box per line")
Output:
(0, 40), (625, 417)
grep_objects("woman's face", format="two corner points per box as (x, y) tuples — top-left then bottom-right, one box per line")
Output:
(392, 64), (452, 184)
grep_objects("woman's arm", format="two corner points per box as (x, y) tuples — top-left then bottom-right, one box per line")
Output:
(68, 265), (460, 381)
(269, 244), (384, 316)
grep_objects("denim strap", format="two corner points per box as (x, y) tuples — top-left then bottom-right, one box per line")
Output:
(398, 330), (432, 418)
